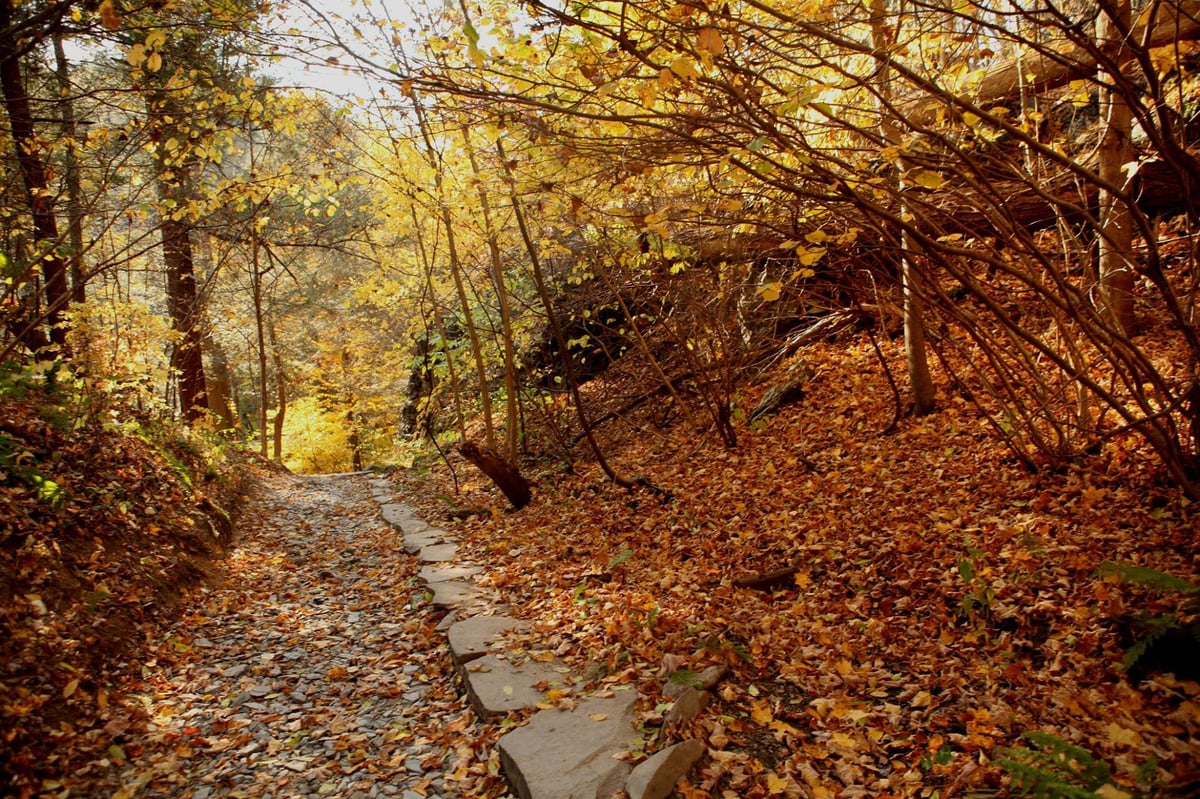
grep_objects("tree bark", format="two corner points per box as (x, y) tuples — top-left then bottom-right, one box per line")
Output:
(0, 1), (69, 353)
(162, 215), (209, 422)
(52, 31), (85, 305)
(1097, 0), (1136, 334)
(871, 0), (936, 415)
(459, 440), (532, 509)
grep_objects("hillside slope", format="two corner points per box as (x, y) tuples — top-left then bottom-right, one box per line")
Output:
(394, 329), (1200, 798)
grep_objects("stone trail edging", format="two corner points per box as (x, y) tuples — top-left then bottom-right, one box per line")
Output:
(367, 475), (709, 799)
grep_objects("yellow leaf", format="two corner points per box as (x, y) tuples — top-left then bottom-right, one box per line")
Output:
(757, 282), (782, 301)
(765, 772), (789, 793)
(63, 678), (79, 699)
(769, 719), (800, 735)
(126, 43), (147, 68)
(1105, 723), (1141, 747)
(962, 111), (980, 126)
(805, 230), (828, 244)
(670, 57), (698, 80)
(146, 52), (162, 73)
(830, 731), (858, 750)
(912, 170), (946, 190)
(97, 688), (108, 710)
(145, 30), (168, 50)
(834, 659), (854, 676)
(589, 713), (608, 721)
(797, 247), (826, 266)
(751, 700), (773, 725)
(697, 27), (725, 56)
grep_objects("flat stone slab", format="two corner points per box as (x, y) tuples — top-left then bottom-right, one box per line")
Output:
(428, 579), (481, 609)
(448, 615), (527, 665)
(402, 531), (446, 555)
(498, 691), (639, 799)
(420, 563), (482, 583)
(418, 542), (458, 563)
(380, 502), (433, 530)
(460, 654), (568, 719)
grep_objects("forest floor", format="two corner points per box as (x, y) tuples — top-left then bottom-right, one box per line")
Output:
(2, 332), (1199, 799)
(2, 466), (504, 799)
(388, 332), (1200, 799)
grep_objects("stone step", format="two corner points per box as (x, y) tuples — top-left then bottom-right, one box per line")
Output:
(459, 653), (570, 719)
(497, 691), (639, 799)
(447, 615), (527, 666)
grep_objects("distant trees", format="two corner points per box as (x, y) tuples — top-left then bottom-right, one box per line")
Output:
(4, 0), (1198, 494)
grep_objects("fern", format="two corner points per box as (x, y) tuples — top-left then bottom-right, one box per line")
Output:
(1098, 561), (1200, 678)
(997, 732), (1116, 798)
(1119, 613), (1179, 674)
(1098, 562), (1199, 594)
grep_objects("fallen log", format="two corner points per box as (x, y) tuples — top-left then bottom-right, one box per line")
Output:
(459, 441), (532, 510)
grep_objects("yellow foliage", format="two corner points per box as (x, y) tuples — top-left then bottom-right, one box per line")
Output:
(281, 397), (355, 474)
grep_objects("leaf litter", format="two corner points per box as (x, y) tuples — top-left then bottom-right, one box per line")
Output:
(391, 333), (1200, 798)
(5, 468), (509, 799)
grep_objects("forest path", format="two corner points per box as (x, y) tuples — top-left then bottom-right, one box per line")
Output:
(105, 470), (475, 799)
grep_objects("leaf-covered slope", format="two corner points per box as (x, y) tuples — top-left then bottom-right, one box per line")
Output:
(395, 333), (1200, 797)
(0, 392), (243, 796)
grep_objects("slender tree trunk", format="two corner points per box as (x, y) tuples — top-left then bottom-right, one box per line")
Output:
(0, 2), (68, 353)
(497, 138), (663, 496)
(871, 0), (936, 415)
(902, 261), (937, 414)
(408, 97), (496, 450)
(52, 32), (85, 305)
(1097, 0), (1136, 334)
(252, 238), (270, 456)
(464, 127), (521, 462)
(269, 317), (286, 463)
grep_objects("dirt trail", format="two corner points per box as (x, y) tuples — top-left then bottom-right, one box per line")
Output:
(79, 471), (485, 799)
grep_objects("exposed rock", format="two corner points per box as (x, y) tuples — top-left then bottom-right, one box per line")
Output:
(748, 375), (809, 423)
(498, 691), (639, 799)
(625, 739), (706, 799)
(420, 563), (482, 582)
(402, 531), (445, 555)
(447, 615), (527, 666)
(662, 665), (728, 698)
(664, 687), (709, 726)
(380, 502), (433, 531)
(426, 580), (480, 609)
(418, 542), (458, 563)
(460, 653), (568, 719)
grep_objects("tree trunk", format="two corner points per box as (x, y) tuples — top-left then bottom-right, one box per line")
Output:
(52, 31), (85, 305)
(1097, 0), (1136, 334)
(459, 440), (531, 509)
(162, 215), (209, 422)
(0, 2), (69, 353)
(464, 126), (521, 462)
(206, 342), (238, 432)
(409, 96), (496, 450)
(871, 0), (936, 415)
(269, 317), (286, 463)
(251, 238), (270, 456)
